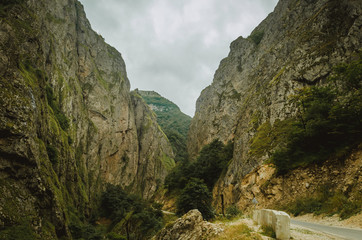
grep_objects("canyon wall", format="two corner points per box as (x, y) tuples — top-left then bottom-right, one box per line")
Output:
(188, 0), (361, 207)
(0, 0), (173, 238)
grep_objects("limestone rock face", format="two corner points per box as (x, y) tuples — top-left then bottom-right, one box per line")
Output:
(131, 90), (175, 199)
(153, 209), (223, 240)
(0, 0), (173, 238)
(188, 0), (362, 205)
(215, 149), (362, 215)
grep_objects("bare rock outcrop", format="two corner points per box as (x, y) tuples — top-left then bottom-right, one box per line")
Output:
(153, 209), (223, 240)
(214, 149), (362, 214)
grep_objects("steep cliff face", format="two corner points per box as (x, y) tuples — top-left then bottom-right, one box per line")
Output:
(188, 0), (361, 205)
(131, 90), (175, 200)
(0, 0), (173, 238)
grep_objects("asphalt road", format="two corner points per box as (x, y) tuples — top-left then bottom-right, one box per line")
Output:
(291, 219), (362, 240)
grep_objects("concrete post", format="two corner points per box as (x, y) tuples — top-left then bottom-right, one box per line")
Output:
(253, 209), (290, 240)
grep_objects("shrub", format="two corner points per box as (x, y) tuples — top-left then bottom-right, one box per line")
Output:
(225, 205), (242, 219)
(46, 144), (58, 164)
(287, 197), (322, 216)
(249, 30), (264, 45)
(81, 224), (103, 240)
(176, 178), (214, 220)
(283, 186), (362, 219)
(340, 201), (361, 220)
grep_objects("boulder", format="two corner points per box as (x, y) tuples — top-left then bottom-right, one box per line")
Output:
(154, 209), (223, 240)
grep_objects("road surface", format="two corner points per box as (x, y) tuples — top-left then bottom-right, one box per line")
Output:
(291, 219), (362, 240)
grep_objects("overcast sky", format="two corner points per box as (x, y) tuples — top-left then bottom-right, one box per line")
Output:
(79, 0), (278, 116)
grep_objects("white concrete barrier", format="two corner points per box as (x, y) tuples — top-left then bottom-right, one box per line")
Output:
(253, 209), (290, 240)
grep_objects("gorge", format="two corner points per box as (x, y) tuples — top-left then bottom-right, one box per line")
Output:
(0, 0), (361, 239)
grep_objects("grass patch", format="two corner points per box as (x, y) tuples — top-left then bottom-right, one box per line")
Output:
(46, 85), (70, 131)
(160, 153), (176, 171)
(260, 225), (276, 238)
(45, 12), (66, 24)
(269, 66), (286, 86)
(214, 223), (262, 240)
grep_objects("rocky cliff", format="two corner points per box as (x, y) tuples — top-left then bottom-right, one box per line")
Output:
(138, 90), (191, 140)
(139, 90), (191, 162)
(131, 90), (175, 199)
(0, 0), (174, 238)
(188, 0), (361, 207)
(214, 148), (362, 213)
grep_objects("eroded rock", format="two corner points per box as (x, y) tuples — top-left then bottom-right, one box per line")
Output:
(154, 209), (223, 240)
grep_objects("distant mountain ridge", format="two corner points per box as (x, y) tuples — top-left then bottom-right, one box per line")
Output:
(138, 90), (192, 162)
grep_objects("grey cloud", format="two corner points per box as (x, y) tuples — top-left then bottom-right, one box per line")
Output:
(80, 0), (278, 116)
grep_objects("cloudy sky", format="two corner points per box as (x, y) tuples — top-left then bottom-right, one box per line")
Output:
(79, 0), (278, 116)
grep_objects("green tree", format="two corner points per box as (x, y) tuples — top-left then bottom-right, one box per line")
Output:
(176, 178), (214, 220)
(191, 139), (233, 190)
(99, 184), (163, 240)
(164, 159), (192, 192)
(165, 139), (233, 192)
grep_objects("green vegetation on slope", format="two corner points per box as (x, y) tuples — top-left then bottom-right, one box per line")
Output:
(165, 139), (233, 192)
(176, 178), (214, 220)
(281, 184), (362, 220)
(250, 57), (362, 175)
(165, 140), (233, 220)
(69, 184), (164, 240)
(0, 219), (40, 240)
(248, 29), (264, 45)
(46, 85), (70, 131)
(138, 91), (192, 162)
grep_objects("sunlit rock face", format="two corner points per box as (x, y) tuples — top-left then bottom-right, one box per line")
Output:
(0, 0), (173, 238)
(188, 0), (362, 206)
